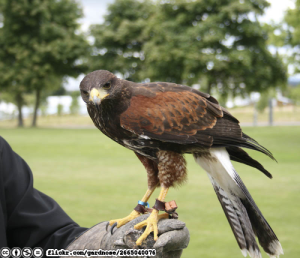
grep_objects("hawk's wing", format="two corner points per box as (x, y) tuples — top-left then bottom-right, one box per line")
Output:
(120, 82), (275, 167)
(120, 83), (240, 147)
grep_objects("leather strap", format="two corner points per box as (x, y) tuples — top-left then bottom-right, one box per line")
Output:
(152, 199), (166, 211)
(134, 204), (148, 214)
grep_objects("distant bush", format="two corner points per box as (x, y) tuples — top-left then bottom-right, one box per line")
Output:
(257, 93), (269, 113)
(69, 92), (80, 115)
(57, 104), (63, 116)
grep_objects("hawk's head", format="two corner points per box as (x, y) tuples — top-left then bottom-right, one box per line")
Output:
(80, 70), (120, 106)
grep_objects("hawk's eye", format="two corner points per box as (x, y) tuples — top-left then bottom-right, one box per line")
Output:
(81, 90), (89, 95)
(103, 82), (111, 90)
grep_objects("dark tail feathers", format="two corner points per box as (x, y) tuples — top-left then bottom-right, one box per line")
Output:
(210, 176), (283, 258)
(212, 179), (260, 257)
(241, 198), (284, 258)
(226, 146), (272, 179)
(242, 133), (276, 162)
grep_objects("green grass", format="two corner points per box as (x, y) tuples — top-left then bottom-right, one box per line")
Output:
(0, 127), (299, 257)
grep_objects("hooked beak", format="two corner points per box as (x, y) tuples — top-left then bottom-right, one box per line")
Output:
(89, 88), (109, 105)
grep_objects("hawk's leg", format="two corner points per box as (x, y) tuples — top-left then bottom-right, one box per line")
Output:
(109, 153), (160, 231)
(134, 150), (187, 245)
(108, 187), (156, 228)
(134, 186), (169, 246)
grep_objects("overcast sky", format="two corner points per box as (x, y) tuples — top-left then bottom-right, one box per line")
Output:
(78, 0), (295, 31)
(65, 0), (296, 91)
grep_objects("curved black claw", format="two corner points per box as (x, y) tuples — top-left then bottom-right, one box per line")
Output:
(111, 222), (117, 235)
(106, 222), (109, 232)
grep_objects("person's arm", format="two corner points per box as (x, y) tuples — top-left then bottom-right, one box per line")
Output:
(0, 136), (190, 257)
(0, 136), (87, 249)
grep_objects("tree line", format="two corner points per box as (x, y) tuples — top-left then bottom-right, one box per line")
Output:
(0, 0), (299, 127)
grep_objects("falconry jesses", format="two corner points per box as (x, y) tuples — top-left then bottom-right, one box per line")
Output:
(80, 70), (283, 258)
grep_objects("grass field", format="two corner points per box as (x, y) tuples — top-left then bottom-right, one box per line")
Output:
(0, 127), (299, 257)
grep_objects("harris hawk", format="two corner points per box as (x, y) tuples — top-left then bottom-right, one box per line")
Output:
(80, 70), (283, 258)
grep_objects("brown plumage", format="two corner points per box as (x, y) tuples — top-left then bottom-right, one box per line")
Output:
(80, 70), (283, 257)
(80, 70), (273, 172)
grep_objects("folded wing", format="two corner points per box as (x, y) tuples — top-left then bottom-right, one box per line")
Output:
(120, 83), (275, 175)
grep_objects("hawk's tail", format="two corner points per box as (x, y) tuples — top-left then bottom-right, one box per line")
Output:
(194, 148), (283, 258)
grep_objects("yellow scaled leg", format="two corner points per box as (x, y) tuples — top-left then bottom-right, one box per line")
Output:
(134, 186), (169, 245)
(109, 187), (156, 229)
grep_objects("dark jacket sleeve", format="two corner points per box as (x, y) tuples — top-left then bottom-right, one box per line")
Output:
(0, 136), (87, 249)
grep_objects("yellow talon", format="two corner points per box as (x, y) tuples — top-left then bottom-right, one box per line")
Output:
(134, 186), (170, 245)
(135, 209), (160, 245)
(108, 187), (157, 229)
(158, 213), (169, 220)
(109, 210), (140, 228)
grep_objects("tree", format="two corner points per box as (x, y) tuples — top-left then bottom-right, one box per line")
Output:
(89, 0), (154, 81)
(256, 88), (276, 113)
(286, 86), (300, 107)
(285, 0), (300, 73)
(90, 0), (286, 98)
(0, 0), (89, 127)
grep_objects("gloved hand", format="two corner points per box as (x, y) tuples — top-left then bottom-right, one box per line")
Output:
(64, 214), (190, 258)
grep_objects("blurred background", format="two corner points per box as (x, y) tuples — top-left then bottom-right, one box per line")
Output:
(0, 0), (299, 257)
(0, 0), (300, 127)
